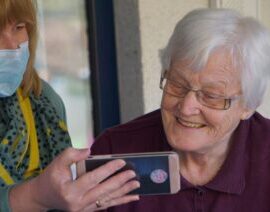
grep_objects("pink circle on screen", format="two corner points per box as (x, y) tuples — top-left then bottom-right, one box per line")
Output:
(150, 169), (168, 184)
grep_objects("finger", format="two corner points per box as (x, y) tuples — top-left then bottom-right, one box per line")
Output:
(101, 180), (140, 203)
(104, 195), (140, 209)
(81, 195), (140, 211)
(81, 170), (136, 205)
(57, 147), (90, 167)
(40, 148), (90, 184)
(74, 159), (126, 192)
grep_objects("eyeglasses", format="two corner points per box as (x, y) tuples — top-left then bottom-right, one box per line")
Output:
(159, 71), (241, 110)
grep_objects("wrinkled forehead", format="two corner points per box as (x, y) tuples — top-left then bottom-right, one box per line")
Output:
(169, 50), (242, 88)
(171, 49), (239, 74)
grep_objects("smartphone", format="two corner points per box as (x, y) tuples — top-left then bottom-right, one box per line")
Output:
(76, 151), (180, 195)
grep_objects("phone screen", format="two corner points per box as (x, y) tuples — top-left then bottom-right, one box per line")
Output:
(85, 155), (171, 195)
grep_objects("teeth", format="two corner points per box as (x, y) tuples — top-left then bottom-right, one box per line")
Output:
(177, 118), (204, 128)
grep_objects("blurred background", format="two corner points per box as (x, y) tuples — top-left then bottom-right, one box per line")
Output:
(35, 0), (270, 148)
(36, 0), (92, 148)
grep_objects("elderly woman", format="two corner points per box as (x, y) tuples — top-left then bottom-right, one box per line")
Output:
(0, 0), (140, 211)
(91, 8), (270, 211)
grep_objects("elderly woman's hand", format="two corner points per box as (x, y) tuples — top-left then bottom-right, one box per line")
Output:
(9, 147), (140, 211)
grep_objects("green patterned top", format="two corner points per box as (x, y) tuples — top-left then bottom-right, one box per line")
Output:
(0, 80), (72, 211)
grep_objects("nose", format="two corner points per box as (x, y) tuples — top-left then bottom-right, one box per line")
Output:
(177, 91), (201, 116)
(0, 32), (19, 50)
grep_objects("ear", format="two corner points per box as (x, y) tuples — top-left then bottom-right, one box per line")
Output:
(240, 108), (254, 120)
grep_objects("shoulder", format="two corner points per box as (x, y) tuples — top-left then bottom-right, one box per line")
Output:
(41, 80), (67, 121)
(91, 110), (166, 154)
(243, 111), (270, 144)
(41, 80), (60, 100)
(248, 112), (270, 138)
(243, 112), (270, 192)
(245, 112), (270, 160)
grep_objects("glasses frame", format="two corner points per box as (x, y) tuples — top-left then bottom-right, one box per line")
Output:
(159, 70), (241, 110)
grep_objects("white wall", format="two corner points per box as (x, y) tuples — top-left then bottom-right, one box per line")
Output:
(114, 0), (270, 123)
(139, 0), (209, 115)
(114, 0), (208, 122)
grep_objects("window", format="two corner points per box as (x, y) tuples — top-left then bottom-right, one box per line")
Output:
(36, 0), (93, 148)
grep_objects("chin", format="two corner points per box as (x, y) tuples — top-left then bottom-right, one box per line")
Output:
(168, 138), (206, 152)
(166, 130), (211, 153)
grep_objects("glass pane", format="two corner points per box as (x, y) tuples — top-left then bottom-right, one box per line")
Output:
(36, 0), (93, 148)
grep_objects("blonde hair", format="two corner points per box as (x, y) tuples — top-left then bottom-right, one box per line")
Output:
(0, 0), (41, 96)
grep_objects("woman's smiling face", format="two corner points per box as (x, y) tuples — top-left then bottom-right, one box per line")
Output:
(161, 51), (253, 154)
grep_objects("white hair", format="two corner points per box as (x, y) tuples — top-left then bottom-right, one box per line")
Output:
(160, 8), (270, 110)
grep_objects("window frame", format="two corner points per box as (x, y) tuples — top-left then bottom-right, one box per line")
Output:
(85, 0), (120, 136)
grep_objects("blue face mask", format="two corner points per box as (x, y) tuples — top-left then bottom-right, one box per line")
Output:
(0, 41), (30, 97)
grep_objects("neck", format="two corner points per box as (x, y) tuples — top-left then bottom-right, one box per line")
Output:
(179, 137), (232, 186)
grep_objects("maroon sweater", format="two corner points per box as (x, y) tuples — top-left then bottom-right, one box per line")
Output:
(91, 110), (270, 212)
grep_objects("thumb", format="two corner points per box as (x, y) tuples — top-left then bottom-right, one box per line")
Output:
(58, 147), (90, 167)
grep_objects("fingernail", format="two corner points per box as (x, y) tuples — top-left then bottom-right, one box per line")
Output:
(132, 181), (140, 189)
(116, 159), (126, 169)
(129, 170), (136, 178)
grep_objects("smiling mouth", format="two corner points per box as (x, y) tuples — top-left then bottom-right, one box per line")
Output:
(176, 117), (205, 128)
